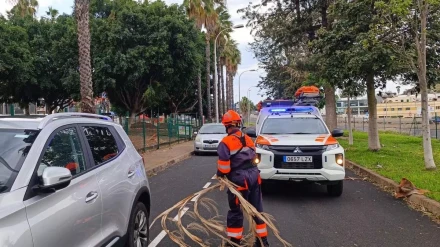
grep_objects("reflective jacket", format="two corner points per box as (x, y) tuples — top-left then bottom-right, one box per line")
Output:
(217, 128), (256, 176)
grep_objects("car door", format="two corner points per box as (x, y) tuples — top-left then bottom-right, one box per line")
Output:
(23, 125), (103, 247)
(80, 124), (141, 242)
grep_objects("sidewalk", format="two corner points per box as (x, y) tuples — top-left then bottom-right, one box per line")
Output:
(143, 141), (194, 176)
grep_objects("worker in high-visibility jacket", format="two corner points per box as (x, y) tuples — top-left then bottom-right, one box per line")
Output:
(217, 110), (269, 247)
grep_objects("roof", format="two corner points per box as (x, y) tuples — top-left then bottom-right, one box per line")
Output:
(0, 118), (42, 129)
(0, 113), (112, 130)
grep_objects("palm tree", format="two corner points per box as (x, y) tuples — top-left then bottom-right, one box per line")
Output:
(224, 39), (241, 110)
(75, 0), (95, 113)
(214, 5), (232, 115)
(183, 0), (208, 121)
(9, 0), (39, 17)
(46, 6), (58, 19)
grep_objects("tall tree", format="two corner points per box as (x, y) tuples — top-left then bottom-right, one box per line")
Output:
(183, 0), (207, 121)
(239, 0), (339, 130)
(224, 39), (241, 110)
(75, 0), (95, 113)
(310, 0), (398, 151)
(214, 4), (232, 115)
(374, 0), (439, 169)
(92, 0), (204, 121)
(8, 0), (39, 17)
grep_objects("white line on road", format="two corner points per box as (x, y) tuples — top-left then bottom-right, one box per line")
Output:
(191, 194), (200, 202)
(148, 207), (189, 247)
(203, 182), (211, 189)
(211, 174), (217, 179)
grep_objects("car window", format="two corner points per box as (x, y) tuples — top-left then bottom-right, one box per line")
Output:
(261, 117), (329, 134)
(199, 125), (225, 134)
(40, 127), (87, 177)
(0, 129), (39, 194)
(82, 126), (119, 166)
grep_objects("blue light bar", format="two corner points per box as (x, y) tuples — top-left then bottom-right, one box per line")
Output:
(269, 108), (287, 112)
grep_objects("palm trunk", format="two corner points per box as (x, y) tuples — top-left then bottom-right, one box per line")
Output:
(324, 84), (337, 131)
(347, 96), (353, 145)
(221, 63), (226, 113)
(230, 74), (234, 110)
(197, 71), (203, 121)
(225, 70), (230, 110)
(217, 54), (223, 116)
(75, 0), (94, 113)
(205, 34), (212, 121)
(366, 72), (381, 151)
(417, 3), (436, 170)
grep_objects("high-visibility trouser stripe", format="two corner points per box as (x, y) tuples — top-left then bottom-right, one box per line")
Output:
(256, 223), (268, 237)
(227, 227), (243, 239)
(217, 164), (231, 173)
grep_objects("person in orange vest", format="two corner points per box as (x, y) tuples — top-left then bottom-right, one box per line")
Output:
(217, 110), (269, 247)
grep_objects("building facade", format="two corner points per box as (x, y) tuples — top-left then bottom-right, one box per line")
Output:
(336, 93), (440, 118)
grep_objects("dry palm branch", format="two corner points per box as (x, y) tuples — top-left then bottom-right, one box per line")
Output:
(149, 177), (293, 247)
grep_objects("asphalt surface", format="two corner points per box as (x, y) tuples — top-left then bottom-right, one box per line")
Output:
(147, 154), (440, 247)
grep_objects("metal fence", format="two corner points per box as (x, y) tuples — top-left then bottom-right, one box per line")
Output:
(335, 115), (440, 139)
(120, 115), (204, 152)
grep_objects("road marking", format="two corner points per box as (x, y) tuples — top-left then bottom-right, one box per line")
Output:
(212, 174), (217, 179)
(148, 207), (189, 247)
(203, 182), (211, 188)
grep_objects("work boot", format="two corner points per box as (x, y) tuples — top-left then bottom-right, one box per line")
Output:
(225, 237), (242, 246)
(253, 237), (269, 247)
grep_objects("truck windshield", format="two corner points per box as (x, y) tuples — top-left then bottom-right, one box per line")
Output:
(0, 129), (39, 194)
(261, 118), (328, 135)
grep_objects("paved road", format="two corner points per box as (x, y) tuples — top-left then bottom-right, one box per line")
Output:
(147, 155), (440, 247)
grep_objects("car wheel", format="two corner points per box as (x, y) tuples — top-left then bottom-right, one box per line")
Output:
(327, 181), (343, 197)
(128, 202), (150, 247)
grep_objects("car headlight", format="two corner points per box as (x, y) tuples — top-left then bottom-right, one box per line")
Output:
(256, 144), (270, 150)
(195, 136), (201, 142)
(335, 153), (344, 166)
(326, 143), (340, 151)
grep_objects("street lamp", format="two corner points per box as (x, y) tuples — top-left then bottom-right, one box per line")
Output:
(214, 24), (244, 122)
(247, 86), (258, 126)
(238, 69), (258, 112)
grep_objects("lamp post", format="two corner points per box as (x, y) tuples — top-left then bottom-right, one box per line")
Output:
(214, 24), (244, 122)
(238, 69), (257, 113)
(247, 86), (258, 126)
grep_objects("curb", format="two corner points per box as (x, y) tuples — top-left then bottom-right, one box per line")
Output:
(146, 151), (194, 177)
(346, 160), (440, 220)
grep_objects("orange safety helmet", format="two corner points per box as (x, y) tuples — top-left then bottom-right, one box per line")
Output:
(221, 110), (242, 127)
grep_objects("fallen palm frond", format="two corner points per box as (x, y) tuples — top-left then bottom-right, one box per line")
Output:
(395, 178), (429, 198)
(149, 177), (293, 247)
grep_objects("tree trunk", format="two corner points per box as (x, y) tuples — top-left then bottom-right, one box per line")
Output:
(217, 53), (223, 116)
(366, 72), (381, 151)
(347, 96), (353, 145)
(417, 3), (436, 170)
(221, 64), (226, 113)
(197, 71), (203, 121)
(24, 103), (30, 115)
(205, 34), (212, 121)
(324, 85), (337, 131)
(230, 74), (234, 110)
(225, 70), (230, 110)
(75, 0), (95, 113)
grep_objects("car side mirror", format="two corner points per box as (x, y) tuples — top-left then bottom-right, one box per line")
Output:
(34, 167), (72, 193)
(331, 129), (344, 137)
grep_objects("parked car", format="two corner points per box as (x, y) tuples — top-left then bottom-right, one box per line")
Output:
(193, 123), (227, 154)
(0, 113), (151, 247)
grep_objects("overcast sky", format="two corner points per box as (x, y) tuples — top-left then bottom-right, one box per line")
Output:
(0, 0), (410, 104)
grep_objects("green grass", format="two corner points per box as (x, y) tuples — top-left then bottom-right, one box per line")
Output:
(338, 131), (440, 202)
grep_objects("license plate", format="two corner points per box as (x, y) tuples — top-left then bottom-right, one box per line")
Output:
(283, 156), (313, 163)
(204, 144), (216, 148)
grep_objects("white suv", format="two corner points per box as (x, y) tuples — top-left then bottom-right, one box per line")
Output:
(248, 108), (345, 196)
(0, 113), (151, 247)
